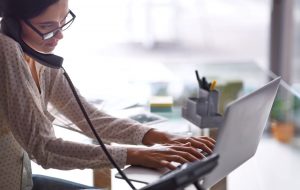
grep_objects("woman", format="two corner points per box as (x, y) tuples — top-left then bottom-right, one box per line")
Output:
(0, 0), (215, 190)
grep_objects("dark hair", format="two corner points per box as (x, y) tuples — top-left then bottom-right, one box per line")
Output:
(0, 1), (4, 17)
(0, 0), (59, 19)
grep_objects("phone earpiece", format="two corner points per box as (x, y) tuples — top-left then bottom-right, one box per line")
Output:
(1, 17), (63, 69)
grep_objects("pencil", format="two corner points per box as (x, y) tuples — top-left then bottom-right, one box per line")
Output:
(210, 80), (217, 91)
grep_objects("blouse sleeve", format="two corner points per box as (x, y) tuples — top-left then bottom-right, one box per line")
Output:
(48, 68), (152, 145)
(0, 34), (142, 170)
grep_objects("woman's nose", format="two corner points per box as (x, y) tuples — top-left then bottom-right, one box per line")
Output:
(54, 29), (64, 40)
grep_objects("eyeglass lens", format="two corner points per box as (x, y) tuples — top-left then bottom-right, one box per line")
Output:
(43, 12), (75, 39)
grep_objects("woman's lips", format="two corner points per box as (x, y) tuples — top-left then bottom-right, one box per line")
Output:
(47, 43), (57, 47)
(46, 41), (58, 47)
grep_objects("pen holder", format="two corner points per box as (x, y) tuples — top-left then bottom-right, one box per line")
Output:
(182, 89), (223, 129)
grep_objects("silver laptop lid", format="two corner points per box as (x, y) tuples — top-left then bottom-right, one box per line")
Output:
(202, 77), (281, 189)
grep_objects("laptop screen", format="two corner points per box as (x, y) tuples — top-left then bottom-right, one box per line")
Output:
(202, 77), (280, 188)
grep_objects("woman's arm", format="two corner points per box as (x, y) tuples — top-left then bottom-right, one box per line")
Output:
(48, 68), (152, 145)
(0, 35), (127, 169)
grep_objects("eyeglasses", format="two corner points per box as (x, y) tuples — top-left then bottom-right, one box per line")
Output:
(24, 10), (76, 40)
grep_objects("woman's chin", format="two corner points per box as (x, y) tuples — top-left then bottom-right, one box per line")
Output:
(28, 45), (55, 54)
(23, 39), (56, 54)
(41, 46), (56, 54)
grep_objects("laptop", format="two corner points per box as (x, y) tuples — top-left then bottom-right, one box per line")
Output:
(116, 77), (281, 188)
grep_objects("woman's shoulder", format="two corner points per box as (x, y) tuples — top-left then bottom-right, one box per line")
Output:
(0, 33), (20, 50)
(0, 33), (24, 69)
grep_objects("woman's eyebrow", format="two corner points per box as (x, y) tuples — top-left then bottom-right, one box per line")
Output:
(34, 11), (69, 25)
(35, 21), (56, 25)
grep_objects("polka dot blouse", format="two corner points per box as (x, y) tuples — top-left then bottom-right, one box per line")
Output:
(0, 33), (152, 190)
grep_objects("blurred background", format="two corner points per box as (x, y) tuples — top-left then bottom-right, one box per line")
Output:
(2, 0), (300, 189)
(51, 1), (300, 189)
(54, 0), (271, 120)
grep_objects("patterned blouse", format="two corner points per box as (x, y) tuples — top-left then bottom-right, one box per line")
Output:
(0, 33), (152, 190)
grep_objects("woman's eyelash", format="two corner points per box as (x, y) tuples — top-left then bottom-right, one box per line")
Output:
(39, 25), (55, 29)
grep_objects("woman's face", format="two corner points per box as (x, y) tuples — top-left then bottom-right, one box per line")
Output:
(20, 0), (69, 53)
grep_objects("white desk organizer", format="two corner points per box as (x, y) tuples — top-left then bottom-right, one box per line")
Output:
(182, 88), (223, 129)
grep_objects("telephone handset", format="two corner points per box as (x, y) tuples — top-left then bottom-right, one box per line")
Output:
(0, 17), (63, 69)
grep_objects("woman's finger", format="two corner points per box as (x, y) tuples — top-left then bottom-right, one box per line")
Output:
(191, 137), (215, 149)
(166, 154), (190, 164)
(160, 160), (177, 170)
(204, 136), (216, 144)
(176, 150), (200, 162)
(177, 152), (197, 162)
(186, 138), (213, 154)
(196, 136), (216, 145)
(171, 145), (204, 159)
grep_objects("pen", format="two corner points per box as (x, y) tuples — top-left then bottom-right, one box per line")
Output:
(202, 77), (209, 91)
(195, 70), (202, 89)
(210, 80), (217, 91)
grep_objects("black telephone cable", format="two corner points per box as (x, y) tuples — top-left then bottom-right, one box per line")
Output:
(62, 67), (136, 190)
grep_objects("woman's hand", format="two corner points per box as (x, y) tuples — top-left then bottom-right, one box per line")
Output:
(167, 136), (216, 154)
(142, 129), (216, 154)
(126, 143), (205, 170)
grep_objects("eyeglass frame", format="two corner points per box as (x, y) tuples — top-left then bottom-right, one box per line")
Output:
(23, 10), (76, 40)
